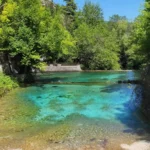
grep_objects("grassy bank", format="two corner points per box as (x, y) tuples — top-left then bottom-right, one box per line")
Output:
(0, 73), (19, 97)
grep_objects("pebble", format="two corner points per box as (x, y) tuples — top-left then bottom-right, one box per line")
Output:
(90, 138), (96, 142)
(121, 141), (150, 150)
(99, 139), (108, 148)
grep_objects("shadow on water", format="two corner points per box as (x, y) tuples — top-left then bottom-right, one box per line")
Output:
(36, 77), (67, 83)
(102, 83), (150, 141)
(100, 84), (126, 93)
(116, 106), (150, 141)
(34, 71), (139, 84)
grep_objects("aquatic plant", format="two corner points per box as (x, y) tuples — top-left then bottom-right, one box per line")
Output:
(101, 104), (111, 111)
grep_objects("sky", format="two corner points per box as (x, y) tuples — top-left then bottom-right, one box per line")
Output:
(53, 0), (144, 21)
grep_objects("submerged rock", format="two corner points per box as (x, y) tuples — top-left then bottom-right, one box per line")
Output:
(90, 138), (96, 142)
(121, 141), (150, 150)
(8, 148), (22, 150)
(52, 86), (58, 88)
(118, 80), (140, 84)
(99, 139), (108, 148)
(37, 96), (42, 99)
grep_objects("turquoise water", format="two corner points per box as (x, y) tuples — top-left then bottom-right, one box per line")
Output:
(19, 71), (144, 126)
(35, 71), (139, 83)
(21, 83), (136, 122)
(1, 71), (150, 150)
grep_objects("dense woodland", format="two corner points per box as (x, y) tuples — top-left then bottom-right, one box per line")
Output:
(0, 0), (150, 75)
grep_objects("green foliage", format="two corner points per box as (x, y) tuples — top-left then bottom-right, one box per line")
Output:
(126, 2), (150, 69)
(0, 0), (75, 73)
(90, 30), (120, 70)
(39, 12), (76, 63)
(139, 2), (150, 62)
(74, 23), (120, 70)
(63, 0), (77, 32)
(64, 0), (77, 17)
(71, 1), (121, 70)
(0, 0), (46, 70)
(0, 73), (18, 96)
(82, 1), (104, 26)
(108, 15), (127, 30)
(108, 15), (133, 69)
(0, 0), (148, 75)
(126, 17), (146, 69)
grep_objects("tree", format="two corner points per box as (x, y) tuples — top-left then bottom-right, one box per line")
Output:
(108, 15), (132, 69)
(0, 0), (18, 74)
(72, 1), (120, 70)
(73, 22), (120, 70)
(141, 1), (150, 62)
(108, 14), (127, 29)
(39, 12), (76, 64)
(0, 0), (48, 75)
(0, 0), (76, 78)
(82, 1), (103, 26)
(73, 23), (95, 68)
(63, 0), (77, 32)
(90, 27), (120, 70)
(126, 1), (150, 69)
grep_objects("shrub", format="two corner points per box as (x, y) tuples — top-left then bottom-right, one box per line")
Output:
(0, 73), (19, 97)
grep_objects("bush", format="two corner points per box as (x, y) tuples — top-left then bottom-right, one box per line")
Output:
(0, 73), (19, 97)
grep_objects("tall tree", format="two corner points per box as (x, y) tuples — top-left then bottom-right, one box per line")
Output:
(108, 15), (132, 69)
(63, 0), (77, 32)
(82, 1), (103, 26)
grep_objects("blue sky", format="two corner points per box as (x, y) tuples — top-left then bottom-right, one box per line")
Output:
(53, 0), (144, 21)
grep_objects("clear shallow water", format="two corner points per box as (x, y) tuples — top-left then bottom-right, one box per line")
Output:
(21, 84), (135, 122)
(1, 71), (150, 150)
(21, 71), (140, 122)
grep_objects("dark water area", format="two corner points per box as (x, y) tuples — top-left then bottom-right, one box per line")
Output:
(0, 71), (150, 150)
(35, 71), (140, 84)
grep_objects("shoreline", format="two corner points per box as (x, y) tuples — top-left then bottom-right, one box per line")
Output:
(37, 70), (139, 74)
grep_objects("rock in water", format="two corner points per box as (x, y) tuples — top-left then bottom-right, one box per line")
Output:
(99, 139), (108, 148)
(121, 141), (150, 150)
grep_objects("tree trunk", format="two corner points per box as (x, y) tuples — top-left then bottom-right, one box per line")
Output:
(23, 66), (35, 83)
(0, 52), (12, 75)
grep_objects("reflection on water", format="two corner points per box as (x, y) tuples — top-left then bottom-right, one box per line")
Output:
(35, 71), (140, 83)
(0, 71), (150, 150)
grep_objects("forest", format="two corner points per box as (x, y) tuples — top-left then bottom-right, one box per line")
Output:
(0, 0), (150, 74)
